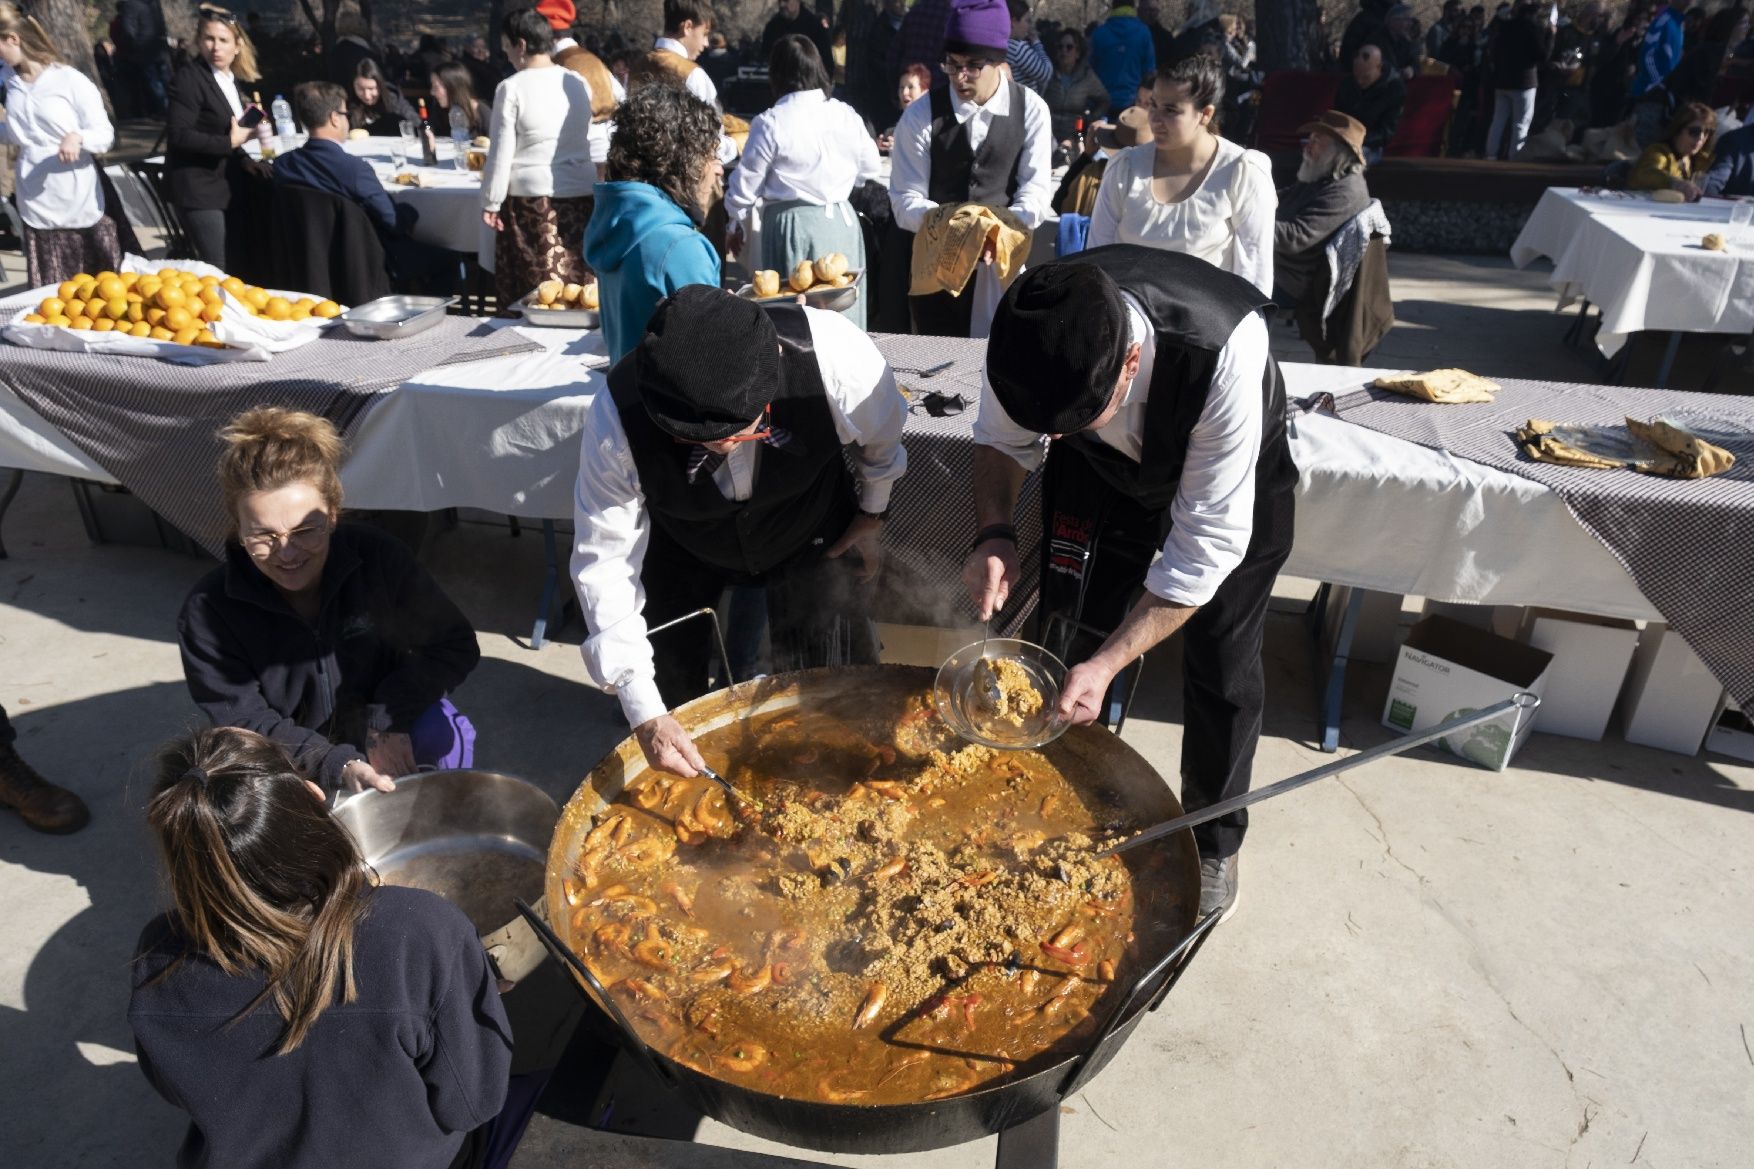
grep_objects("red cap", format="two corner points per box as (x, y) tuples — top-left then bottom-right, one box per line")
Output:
(536, 0), (576, 30)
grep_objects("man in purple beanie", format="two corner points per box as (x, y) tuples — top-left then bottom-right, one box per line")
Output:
(888, 0), (1052, 338)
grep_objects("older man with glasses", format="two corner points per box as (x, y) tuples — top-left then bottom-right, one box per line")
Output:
(889, 0), (1053, 337)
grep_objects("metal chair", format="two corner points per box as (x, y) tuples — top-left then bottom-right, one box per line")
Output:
(124, 160), (198, 260)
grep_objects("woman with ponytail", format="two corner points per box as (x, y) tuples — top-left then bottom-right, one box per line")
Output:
(0, 3), (123, 285)
(130, 726), (512, 1169)
(176, 407), (481, 795)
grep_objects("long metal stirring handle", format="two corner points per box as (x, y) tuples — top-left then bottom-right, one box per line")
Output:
(1094, 693), (1540, 859)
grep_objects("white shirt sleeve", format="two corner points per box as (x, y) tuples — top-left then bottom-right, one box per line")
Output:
(1226, 150), (1278, 298)
(852, 109), (885, 186)
(1145, 312), (1268, 607)
(687, 66), (719, 111)
(972, 364), (1050, 472)
(569, 391), (669, 728)
(1007, 88), (1054, 230)
(887, 95), (938, 233)
(804, 308), (909, 512)
(1086, 146), (1130, 248)
(71, 71), (116, 155)
(723, 110), (773, 227)
(482, 79), (516, 212)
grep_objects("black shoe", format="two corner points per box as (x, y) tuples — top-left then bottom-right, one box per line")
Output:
(0, 745), (91, 834)
(1198, 853), (1238, 921)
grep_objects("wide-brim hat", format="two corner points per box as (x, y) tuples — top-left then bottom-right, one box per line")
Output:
(1299, 110), (1368, 162)
(636, 286), (780, 442)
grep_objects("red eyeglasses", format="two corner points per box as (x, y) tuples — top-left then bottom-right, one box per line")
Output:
(673, 405), (775, 445)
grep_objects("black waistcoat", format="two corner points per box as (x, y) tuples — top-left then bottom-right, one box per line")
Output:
(925, 82), (1027, 208)
(1055, 244), (1294, 510)
(608, 304), (851, 577)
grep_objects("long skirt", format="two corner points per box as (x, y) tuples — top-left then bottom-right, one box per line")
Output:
(760, 198), (868, 330)
(23, 215), (122, 288)
(493, 193), (593, 313)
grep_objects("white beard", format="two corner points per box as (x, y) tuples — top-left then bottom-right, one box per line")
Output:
(1297, 154), (1333, 183)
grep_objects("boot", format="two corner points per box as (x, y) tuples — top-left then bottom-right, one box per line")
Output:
(0, 745), (91, 834)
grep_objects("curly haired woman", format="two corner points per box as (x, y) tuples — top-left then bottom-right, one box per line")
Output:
(583, 81), (725, 360)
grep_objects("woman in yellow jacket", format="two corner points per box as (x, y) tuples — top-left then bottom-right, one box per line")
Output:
(1627, 101), (1717, 201)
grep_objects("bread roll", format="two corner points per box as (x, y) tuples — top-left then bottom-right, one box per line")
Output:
(536, 280), (564, 305)
(753, 270), (781, 298)
(789, 261), (816, 293)
(348, 127), (370, 141)
(1650, 188), (1686, 203)
(813, 252), (849, 282)
(562, 282), (585, 305)
(1703, 232), (1727, 251)
(581, 282), (600, 309)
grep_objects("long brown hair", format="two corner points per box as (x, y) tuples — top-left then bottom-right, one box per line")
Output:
(216, 406), (345, 535)
(432, 61), (490, 136)
(0, 3), (65, 67)
(148, 727), (370, 1054)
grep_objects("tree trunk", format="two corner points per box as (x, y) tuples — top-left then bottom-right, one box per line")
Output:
(22, 0), (109, 117)
(1255, 0), (1324, 72)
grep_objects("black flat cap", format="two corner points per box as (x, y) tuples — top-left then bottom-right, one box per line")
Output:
(985, 263), (1129, 436)
(637, 285), (779, 442)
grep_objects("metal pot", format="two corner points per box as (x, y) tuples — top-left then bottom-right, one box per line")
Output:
(335, 769), (559, 983)
(536, 665), (1210, 1156)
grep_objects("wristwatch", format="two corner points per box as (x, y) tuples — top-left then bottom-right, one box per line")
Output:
(861, 507), (891, 521)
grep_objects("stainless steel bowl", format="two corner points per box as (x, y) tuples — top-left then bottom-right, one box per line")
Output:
(338, 294), (456, 339)
(333, 769), (559, 981)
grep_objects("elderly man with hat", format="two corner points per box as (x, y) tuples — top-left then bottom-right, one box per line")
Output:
(888, 0), (1054, 338)
(1272, 110), (1372, 307)
(570, 286), (908, 776)
(962, 243), (1295, 920)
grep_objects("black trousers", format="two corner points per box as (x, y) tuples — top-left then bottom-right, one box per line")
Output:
(640, 500), (878, 711)
(908, 284), (976, 337)
(0, 701), (13, 747)
(1038, 440), (1295, 859)
(181, 206), (228, 268)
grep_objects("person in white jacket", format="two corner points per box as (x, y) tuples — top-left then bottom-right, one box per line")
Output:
(0, 3), (122, 286)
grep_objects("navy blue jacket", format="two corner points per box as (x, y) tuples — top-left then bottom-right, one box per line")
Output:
(272, 136), (416, 238)
(1705, 123), (1754, 197)
(130, 885), (512, 1169)
(177, 523), (479, 789)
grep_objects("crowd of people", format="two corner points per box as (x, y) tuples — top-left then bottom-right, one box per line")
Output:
(5, 2), (1754, 1168)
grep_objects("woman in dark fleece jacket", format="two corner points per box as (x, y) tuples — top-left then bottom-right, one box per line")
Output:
(130, 726), (512, 1169)
(178, 406), (480, 793)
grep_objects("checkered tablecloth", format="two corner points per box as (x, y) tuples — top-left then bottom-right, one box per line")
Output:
(1333, 378), (1754, 717)
(869, 333), (1042, 634)
(0, 316), (540, 555)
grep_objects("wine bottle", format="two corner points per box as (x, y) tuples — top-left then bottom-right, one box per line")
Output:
(416, 98), (439, 166)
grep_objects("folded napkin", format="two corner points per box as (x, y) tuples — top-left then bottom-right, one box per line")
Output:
(1515, 416), (1737, 479)
(1372, 368), (1501, 403)
(909, 203), (1031, 298)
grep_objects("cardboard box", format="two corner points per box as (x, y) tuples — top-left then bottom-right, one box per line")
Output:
(1515, 609), (1641, 741)
(1703, 698), (1754, 764)
(1619, 624), (1724, 756)
(1381, 615), (1551, 771)
(1419, 600), (1527, 640)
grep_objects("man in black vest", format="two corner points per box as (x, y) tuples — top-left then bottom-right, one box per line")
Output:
(571, 286), (909, 776)
(887, 0), (1053, 338)
(963, 244), (1296, 919)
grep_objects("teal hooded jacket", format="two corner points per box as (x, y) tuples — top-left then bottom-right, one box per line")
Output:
(583, 180), (722, 361)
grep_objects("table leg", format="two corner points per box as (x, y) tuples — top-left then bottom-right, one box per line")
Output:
(1654, 330), (1683, 388)
(0, 468), (22, 559)
(1305, 583), (1365, 754)
(1563, 299), (1593, 348)
(531, 519), (560, 649)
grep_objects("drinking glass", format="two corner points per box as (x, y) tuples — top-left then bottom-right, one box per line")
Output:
(388, 139), (407, 172)
(1731, 200), (1754, 243)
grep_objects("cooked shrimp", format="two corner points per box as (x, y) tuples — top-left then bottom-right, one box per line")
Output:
(728, 964), (773, 994)
(871, 855), (908, 880)
(690, 960), (735, 984)
(853, 982), (887, 1029)
(632, 923), (675, 970)
(583, 814), (628, 851)
(714, 1042), (768, 1072)
(662, 881), (695, 917)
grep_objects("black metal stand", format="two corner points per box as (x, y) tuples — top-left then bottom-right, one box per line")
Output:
(0, 468), (22, 559)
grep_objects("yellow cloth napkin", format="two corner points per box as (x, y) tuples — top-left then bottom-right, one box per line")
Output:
(1515, 416), (1737, 479)
(721, 113), (751, 154)
(1372, 368), (1502, 403)
(909, 203), (1031, 298)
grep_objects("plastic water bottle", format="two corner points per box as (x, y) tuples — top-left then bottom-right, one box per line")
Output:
(449, 104), (470, 170)
(271, 93), (296, 152)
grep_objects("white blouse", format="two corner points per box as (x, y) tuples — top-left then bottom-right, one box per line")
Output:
(0, 64), (116, 231)
(723, 90), (883, 224)
(482, 65), (596, 211)
(1087, 135), (1277, 297)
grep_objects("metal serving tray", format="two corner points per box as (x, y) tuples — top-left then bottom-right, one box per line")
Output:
(339, 294), (456, 339)
(514, 292), (601, 329)
(735, 268), (863, 314)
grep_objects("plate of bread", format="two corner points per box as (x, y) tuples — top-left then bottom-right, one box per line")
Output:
(515, 278), (601, 327)
(737, 252), (861, 313)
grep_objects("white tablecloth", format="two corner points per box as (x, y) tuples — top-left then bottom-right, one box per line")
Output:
(1509, 187), (1754, 356)
(339, 137), (496, 271)
(0, 342), (1657, 620)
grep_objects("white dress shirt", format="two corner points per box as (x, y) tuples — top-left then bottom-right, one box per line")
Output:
(1087, 136), (1277, 298)
(571, 308), (909, 727)
(0, 63), (116, 231)
(887, 80), (1053, 337)
(723, 90), (883, 226)
(973, 293), (1268, 607)
(211, 66), (245, 119)
(655, 37), (719, 108)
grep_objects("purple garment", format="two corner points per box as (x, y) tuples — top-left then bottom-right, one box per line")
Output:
(410, 697), (476, 770)
(945, 0), (1011, 53)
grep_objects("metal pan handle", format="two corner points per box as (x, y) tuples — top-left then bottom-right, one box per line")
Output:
(1055, 908), (1226, 1099)
(646, 607), (734, 691)
(513, 898), (679, 1090)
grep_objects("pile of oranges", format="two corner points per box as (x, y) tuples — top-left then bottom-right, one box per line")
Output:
(18, 268), (342, 347)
